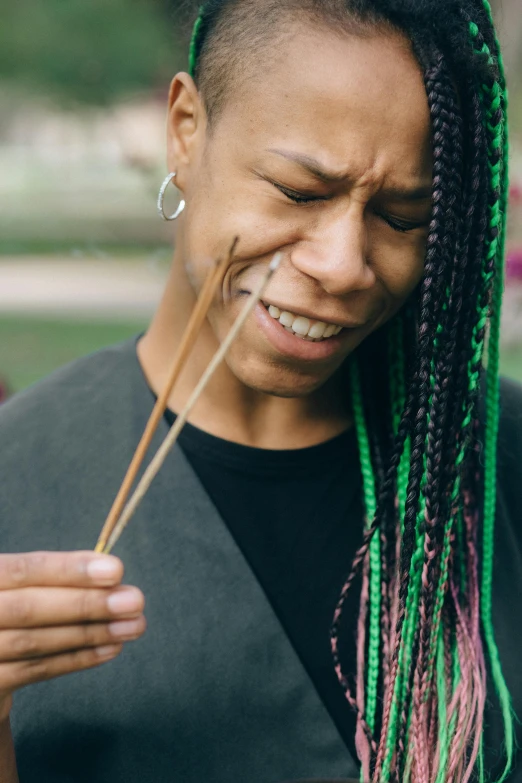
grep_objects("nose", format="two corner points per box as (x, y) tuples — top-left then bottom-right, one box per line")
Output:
(290, 208), (376, 296)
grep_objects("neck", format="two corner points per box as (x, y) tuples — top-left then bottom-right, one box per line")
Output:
(137, 250), (352, 450)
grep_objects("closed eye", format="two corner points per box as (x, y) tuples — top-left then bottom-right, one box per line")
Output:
(272, 182), (325, 205)
(271, 178), (430, 228)
(376, 211), (430, 233)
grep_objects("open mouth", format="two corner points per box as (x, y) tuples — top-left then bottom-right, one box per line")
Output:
(263, 303), (344, 342)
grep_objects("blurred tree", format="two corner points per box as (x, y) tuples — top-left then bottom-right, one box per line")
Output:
(0, 0), (184, 106)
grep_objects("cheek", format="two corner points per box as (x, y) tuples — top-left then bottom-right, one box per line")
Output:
(371, 234), (427, 301)
(188, 198), (299, 267)
(182, 151), (302, 270)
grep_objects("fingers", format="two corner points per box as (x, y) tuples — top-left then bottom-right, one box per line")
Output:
(0, 644), (124, 693)
(0, 585), (145, 629)
(0, 553), (147, 700)
(0, 616), (147, 662)
(0, 552), (124, 590)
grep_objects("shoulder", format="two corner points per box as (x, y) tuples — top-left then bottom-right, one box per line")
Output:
(0, 337), (141, 447)
(0, 338), (148, 551)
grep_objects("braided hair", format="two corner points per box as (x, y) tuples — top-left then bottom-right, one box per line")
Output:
(188, 2), (512, 781)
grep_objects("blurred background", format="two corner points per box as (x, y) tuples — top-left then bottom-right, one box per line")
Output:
(0, 0), (521, 399)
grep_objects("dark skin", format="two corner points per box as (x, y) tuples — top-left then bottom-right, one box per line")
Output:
(139, 21), (433, 448)
(0, 22), (432, 780)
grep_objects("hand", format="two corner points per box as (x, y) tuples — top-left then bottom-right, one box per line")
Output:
(0, 551), (146, 718)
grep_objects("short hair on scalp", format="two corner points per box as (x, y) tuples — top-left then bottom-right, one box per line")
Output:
(189, 0), (495, 123)
(191, 0), (393, 122)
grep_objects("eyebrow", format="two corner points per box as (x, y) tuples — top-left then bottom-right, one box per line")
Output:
(266, 148), (433, 201)
(266, 148), (347, 183)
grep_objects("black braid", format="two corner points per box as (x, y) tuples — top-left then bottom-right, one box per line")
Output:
(393, 50), (458, 656)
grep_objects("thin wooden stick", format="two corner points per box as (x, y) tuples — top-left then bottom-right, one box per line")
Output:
(103, 252), (282, 555)
(94, 240), (238, 553)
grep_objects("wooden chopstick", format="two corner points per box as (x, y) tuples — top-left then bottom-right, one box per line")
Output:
(94, 240), (237, 554)
(102, 251), (282, 555)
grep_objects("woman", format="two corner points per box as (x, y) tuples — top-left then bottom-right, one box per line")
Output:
(0, 1), (520, 782)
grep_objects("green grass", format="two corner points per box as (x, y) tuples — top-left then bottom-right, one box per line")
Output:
(0, 316), (147, 394)
(0, 315), (521, 397)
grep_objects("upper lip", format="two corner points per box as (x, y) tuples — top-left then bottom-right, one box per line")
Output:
(261, 300), (365, 329)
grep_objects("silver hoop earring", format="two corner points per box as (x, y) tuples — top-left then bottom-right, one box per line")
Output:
(157, 172), (186, 221)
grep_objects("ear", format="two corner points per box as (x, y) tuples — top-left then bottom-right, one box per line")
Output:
(166, 72), (207, 193)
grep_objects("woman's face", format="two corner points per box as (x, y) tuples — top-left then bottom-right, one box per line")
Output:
(168, 23), (433, 398)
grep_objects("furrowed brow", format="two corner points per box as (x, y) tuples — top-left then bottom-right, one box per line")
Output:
(266, 148), (347, 183)
(267, 149), (433, 199)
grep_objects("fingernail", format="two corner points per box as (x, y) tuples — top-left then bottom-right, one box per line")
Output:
(87, 558), (120, 583)
(96, 645), (121, 658)
(109, 618), (144, 639)
(107, 588), (143, 616)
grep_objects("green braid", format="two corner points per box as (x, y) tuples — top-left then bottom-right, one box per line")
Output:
(435, 625), (450, 783)
(388, 316), (410, 521)
(470, 9), (515, 780)
(384, 308), (451, 780)
(443, 511), (465, 783)
(401, 295), (458, 770)
(189, 7), (205, 77)
(350, 360), (381, 739)
(388, 319), (423, 762)
(419, 293), (457, 709)
(388, 319), (421, 717)
(381, 481), (426, 783)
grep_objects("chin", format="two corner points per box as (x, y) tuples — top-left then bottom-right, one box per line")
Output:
(225, 356), (340, 399)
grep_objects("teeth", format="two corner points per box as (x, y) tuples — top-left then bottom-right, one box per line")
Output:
(279, 311), (295, 328)
(265, 305), (343, 341)
(292, 316), (311, 336)
(308, 321), (327, 339)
